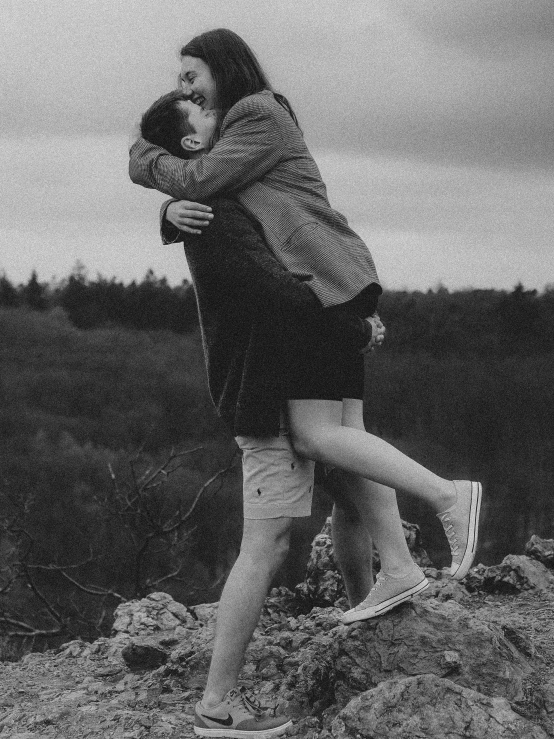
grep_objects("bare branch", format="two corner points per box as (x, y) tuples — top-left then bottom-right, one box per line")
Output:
(144, 563), (186, 590)
(0, 616), (38, 631)
(58, 570), (126, 603)
(107, 462), (120, 499)
(0, 614), (65, 639)
(27, 547), (95, 571)
(162, 455), (238, 536)
(22, 563), (65, 627)
(138, 446), (203, 492)
(0, 573), (17, 595)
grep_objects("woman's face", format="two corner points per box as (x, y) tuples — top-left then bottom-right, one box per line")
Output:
(179, 56), (217, 110)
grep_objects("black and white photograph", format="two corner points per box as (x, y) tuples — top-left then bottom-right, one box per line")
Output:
(1, 2), (553, 737)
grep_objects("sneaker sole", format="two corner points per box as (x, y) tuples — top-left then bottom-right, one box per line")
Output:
(194, 720), (293, 738)
(341, 577), (429, 624)
(451, 481), (482, 581)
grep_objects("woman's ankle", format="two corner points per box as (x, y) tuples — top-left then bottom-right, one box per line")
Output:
(378, 559), (419, 578)
(435, 481), (457, 513)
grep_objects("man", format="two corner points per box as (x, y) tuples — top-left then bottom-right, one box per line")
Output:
(134, 92), (408, 739)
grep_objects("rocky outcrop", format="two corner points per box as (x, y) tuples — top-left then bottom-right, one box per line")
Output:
(327, 674), (549, 739)
(466, 555), (554, 594)
(526, 535), (554, 568)
(1, 531), (553, 738)
(295, 517), (431, 607)
(278, 597), (532, 718)
(112, 591), (197, 637)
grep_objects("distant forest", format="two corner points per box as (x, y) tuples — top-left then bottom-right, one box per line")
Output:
(1, 268), (553, 356)
(1, 270), (553, 656)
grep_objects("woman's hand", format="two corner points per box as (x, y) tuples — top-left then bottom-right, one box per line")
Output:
(360, 314), (386, 354)
(165, 200), (214, 235)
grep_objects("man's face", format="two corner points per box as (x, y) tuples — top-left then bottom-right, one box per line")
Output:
(179, 101), (217, 150)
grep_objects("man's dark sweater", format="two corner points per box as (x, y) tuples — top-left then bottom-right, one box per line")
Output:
(179, 198), (373, 437)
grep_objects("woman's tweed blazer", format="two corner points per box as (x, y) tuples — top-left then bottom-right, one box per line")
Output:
(129, 91), (380, 308)
(178, 198), (371, 438)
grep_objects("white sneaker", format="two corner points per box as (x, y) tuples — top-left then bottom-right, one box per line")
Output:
(342, 566), (429, 624)
(437, 480), (482, 580)
(194, 687), (292, 738)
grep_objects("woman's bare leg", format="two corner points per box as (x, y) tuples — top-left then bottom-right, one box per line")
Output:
(326, 399), (417, 607)
(288, 399), (456, 512)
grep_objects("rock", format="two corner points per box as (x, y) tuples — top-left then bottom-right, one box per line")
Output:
(279, 599), (532, 717)
(328, 674), (549, 738)
(121, 641), (168, 671)
(526, 535), (554, 569)
(295, 517), (432, 607)
(112, 592), (196, 636)
(294, 521), (344, 607)
(2, 526), (554, 739)
(467, 556), (554, 594)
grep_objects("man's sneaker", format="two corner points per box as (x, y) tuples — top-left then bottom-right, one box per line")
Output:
(341, 566), (429, 624)
(194, 687), (292, 738)
(437, 480), (482, 580)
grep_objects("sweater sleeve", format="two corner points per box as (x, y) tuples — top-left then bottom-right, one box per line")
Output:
(183, 199), (372, 349)
(160, 199), (181, 244)
(129, 97), (285, 200)
(188, 199), (321, 317)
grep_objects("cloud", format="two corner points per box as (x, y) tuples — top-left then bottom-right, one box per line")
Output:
(395, 0), (554, 57)
(2, 1), (553, 293)
(2, 0), (552, 170)
(2, 136), (553, 291)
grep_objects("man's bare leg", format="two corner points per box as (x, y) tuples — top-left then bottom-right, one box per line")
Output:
(202, 516), (293, 708)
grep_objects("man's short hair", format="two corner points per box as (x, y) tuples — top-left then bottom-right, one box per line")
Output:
(140, 90), (194, 158)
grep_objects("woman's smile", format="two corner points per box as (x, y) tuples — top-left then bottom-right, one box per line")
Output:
(179, 55), (217, 110)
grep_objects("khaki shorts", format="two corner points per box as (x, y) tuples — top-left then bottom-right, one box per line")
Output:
(235, 426), (315, 519)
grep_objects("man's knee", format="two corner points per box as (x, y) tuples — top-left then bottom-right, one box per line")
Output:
(241, 518), (292, 569)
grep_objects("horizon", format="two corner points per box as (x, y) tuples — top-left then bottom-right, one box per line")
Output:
(2, 265), (548, 296)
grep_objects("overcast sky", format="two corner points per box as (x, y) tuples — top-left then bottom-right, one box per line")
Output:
(2, 0), (553, 291)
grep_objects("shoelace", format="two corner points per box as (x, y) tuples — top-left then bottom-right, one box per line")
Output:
(237, 687), (265, 717)
(438, 512), (460, 553)
(373, 572), (387, 590)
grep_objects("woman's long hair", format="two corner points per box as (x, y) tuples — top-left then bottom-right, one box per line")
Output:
(180, 28), (301, 130)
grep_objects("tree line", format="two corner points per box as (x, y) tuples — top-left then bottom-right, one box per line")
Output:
(2, 269), (553, 356)
(0, 268), (199, 334)
(0, 274), (553, 658)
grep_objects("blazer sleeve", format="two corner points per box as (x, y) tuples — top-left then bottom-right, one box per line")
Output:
(129, 97), (286, 200)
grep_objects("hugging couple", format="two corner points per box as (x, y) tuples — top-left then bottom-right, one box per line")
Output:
(129, 28), (482, 739)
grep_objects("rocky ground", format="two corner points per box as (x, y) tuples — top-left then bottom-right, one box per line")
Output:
(1, 526), (554, 738)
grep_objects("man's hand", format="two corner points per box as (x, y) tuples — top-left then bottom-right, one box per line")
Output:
(166, 200), (214, 235)
(360, 314), (386, 355)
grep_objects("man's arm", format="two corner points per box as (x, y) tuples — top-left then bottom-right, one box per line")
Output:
(129, 98), (285, 200)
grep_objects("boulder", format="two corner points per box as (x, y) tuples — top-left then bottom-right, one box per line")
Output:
(526, 535), (554, 569)
(328, 674), (549, 739)
(295, 517), (432, 607)
(121, 641), (168, 671)
(466, 556), (554, 594)
(112, 592), (196, 636)
(279, 599), (532, 717)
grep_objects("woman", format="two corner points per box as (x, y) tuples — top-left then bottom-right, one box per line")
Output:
(130, 29), (481, 737)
